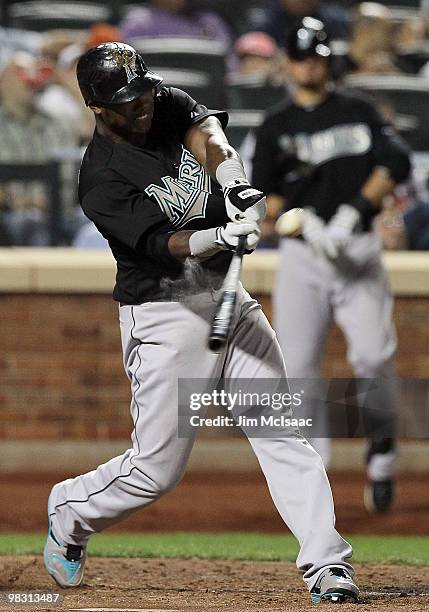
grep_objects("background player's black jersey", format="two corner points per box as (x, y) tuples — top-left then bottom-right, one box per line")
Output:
(252, 89), (410, 226)
(79, 87), (231, 304)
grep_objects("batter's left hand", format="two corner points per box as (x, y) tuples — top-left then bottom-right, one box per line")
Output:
(326, 204), (361, 248)
(223, 179), (267, 224)
(215, 220), (261, 253)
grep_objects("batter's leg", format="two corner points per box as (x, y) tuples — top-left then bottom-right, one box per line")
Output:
(223, 286), (354, 592)
(273, 238), (334, 466)
(49, 293), (226, 546)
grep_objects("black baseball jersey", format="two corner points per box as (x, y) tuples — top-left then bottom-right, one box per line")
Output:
(252, 89), (410, 225)
(79, 87), (231, 304)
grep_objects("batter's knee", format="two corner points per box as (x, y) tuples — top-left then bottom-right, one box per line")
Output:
(154, 468), (184, 496)
(349, 352), (395, 377)
(131, 462), (185, 500)
(347, 335), (396, 377)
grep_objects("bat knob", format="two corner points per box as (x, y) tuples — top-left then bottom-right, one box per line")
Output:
(208, 336), (227, 353)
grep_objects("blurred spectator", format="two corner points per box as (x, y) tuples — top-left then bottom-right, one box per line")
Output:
(251, 0), (350, 45)
(337, 3), (401, 77)
(0, 26), (78, 73)
(403, 200), (429, 248)
(40, 31), (83, 64)
(374, 197), (429, 250)
(0, 52), (78, 246)
(233, 31), (280, 76)
(0, 217), (12, 246)
(192, 0), (262, 37)
(373, 178), (429, 250)
(419, 59), (429, 79)
(420, 0), (429, 40)
(373, 197), (408, 250)
(0, 26), (43, 72)
(120, 0), (232, 47)
(72, 220), (109, 249)
(395, 19), (424, 50)
(38, 24), (122, 144)
(416, 1), (429, 77)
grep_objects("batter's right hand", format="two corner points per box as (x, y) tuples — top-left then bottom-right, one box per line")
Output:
(215, 220), (261, 253)
(223, 179), (267, 224)
(302, 209), (339, 260)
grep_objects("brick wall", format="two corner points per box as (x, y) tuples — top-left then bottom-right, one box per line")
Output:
(257, 295), (429, 378)
(0, 295), (129, 440)
(0, 293), (427, 440)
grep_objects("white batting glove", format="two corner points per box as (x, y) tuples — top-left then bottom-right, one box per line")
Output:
(325, 204), (361, 248)
(189, 221), (260, 260)
(302, 208), (339, 259)
(223, 179), (267, 224)
(216, 220), (261, 252)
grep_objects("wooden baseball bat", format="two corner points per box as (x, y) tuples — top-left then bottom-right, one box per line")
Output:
(208, 235), (247, 353)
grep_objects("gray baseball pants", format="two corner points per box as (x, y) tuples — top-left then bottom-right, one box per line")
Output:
(49, 284), (353, 590)
(273, 236), (398, 475)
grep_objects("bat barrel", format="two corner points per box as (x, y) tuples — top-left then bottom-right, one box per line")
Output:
(208, 289), (237, 352)
(207, 235), (247, 353)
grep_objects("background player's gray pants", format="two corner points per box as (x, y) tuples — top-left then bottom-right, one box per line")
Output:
(274, 236), (398, 475)
(50, 285), (353, 590)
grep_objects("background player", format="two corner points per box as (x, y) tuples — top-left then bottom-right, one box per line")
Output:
(43, 42), (359, 604)
(252, 17), (411, 513)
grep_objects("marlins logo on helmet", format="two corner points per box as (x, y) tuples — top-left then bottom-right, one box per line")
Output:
(76, 42), (163, 106)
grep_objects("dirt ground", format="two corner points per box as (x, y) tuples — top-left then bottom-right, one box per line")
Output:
(0, 472), (428, 534)
(0, 557), (428, 612)
(1, 471), (428, 611)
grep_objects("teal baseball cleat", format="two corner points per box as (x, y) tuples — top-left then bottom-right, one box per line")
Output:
(44, 529), (86, 588)
(44, 485), (86, 588)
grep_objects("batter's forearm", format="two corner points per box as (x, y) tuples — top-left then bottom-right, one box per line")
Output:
(260, 194), (286, 240)
(168, 230), (194, 260)
(266, 194), (286, 220)
(204, 136), (241, 179)
(168, 224), (260, 261)
(167, 228), (224, 261)
(184, 116), (242, 180)
(360, 168), (396, 210)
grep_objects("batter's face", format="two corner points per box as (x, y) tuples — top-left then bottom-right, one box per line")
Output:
(286, 55), (329, 91)
(91, 88), (156, 144)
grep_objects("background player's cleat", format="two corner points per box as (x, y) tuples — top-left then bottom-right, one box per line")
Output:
(310, 567), (359, 604)
(365, 439), (396, 513)
(364, 478), (395, 513)
(44, 529), (86, 588)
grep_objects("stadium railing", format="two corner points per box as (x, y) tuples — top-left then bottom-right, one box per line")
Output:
(127, 37), (227, 108)
(0, 148), (84, 246)
(226, 73), (287, 111)
(5, 0), (113, 30)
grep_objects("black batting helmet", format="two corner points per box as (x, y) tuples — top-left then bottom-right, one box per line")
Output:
(76, 42), (163, 106)
(285, 17), (331, 61)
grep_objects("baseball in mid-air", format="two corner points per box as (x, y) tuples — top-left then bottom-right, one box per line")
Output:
(275, 208), (304, 237)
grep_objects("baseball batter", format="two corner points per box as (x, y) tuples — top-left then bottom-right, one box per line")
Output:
(252, 18), (411, 512)
(44, 42), (359, 604)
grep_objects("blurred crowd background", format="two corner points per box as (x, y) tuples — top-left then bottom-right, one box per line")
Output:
(1, 0), (429, 249)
